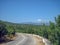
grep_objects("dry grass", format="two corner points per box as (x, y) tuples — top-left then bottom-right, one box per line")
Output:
(33, 36), (45, 45)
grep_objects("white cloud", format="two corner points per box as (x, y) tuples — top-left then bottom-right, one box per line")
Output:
(37, 19), (42, 22)
(36, 19), (49, 23)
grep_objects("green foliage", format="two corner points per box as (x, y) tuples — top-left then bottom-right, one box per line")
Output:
(0, 15), (60, 45)
(0, 23), (8, 38)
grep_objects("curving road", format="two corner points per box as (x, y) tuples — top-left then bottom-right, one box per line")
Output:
(2, 33), (52, 45)
(3, 33), (36, 45)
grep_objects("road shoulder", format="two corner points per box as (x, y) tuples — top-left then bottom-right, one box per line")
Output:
(33, 35), (45, 45)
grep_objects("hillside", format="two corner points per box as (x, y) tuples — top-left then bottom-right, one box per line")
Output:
(0, 15), (60, 45)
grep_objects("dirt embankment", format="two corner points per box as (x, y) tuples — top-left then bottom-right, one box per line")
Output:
(33, 35), (45, 45)
(0, 34), (16, 45)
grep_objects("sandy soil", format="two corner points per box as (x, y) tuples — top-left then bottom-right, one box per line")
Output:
(33, 35), (45, 45)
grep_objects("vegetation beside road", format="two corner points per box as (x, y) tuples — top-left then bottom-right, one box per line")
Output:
(0, 23), (16, 43)
(0, 15), (60, 45)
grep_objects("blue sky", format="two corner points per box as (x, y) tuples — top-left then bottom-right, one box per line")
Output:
(0, 0), (60, 23)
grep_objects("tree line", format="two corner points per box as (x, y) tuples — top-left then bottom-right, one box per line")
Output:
(0, 15), (60, 45)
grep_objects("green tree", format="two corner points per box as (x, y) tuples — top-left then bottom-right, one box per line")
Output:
(0, 23), (8, 42)
(55, 15), (60, 45)
(0, 23), (8, 38)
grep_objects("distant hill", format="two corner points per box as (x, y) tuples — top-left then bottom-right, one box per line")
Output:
(0, 20), (49, 25)
(20, 22), (49, 25)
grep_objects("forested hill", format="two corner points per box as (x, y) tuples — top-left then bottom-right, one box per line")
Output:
(0, 20), (20, 25)
(0, 15), (60, 45)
